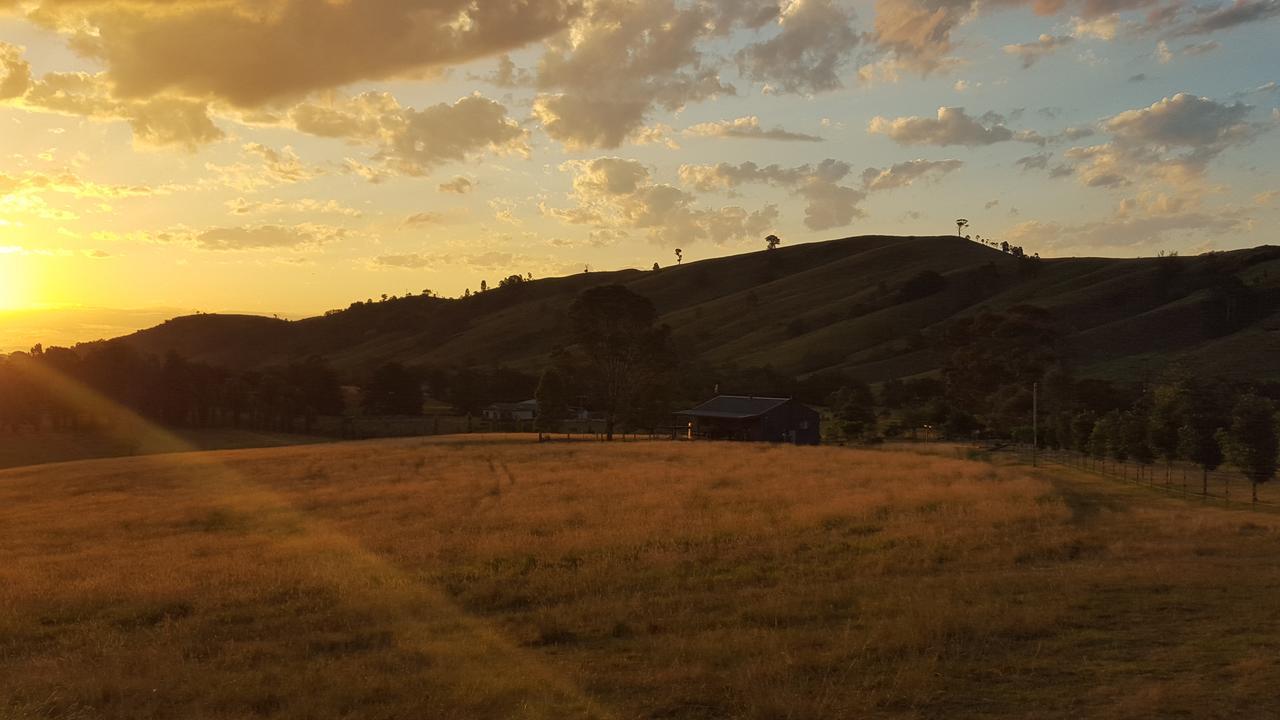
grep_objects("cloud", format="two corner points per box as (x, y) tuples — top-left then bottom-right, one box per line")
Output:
(291, 92), (528, 176)
(19, 0), (578, 108)
(474, 55), (533, 88)
(191, 224), (343, 251)
(242, 143), (320, 184)
(373, 254), (435, 269)
(226, 197), (362, 218)
(547, 157), (781, 244)
(438, 176), (474, 194)
(0, 42), (32, 100)
(678, 156), (960, 231)
(735, 0), (860, 94)
(1174, 0), (1280, 36)
(1007, 200), (1253, 250)
(869, 0), (970, 77)
(17, 70), (223, 150)
(684, 116), (823, 142)
(1015, 152), (1052, 171)
(864, 0), (1189, 80)
(1003, 34), (1074, 69)
(1071, 14), (1121, 39)
(1104, 92), (1254, 150)
(531, 0), (734, 149)
(402, 212), (448, 228)
(1181, 40), (1221, 56)
(860, 158), (964, 191)
(868, 107), (1025, 146)
(1053, 93), (1264, 190)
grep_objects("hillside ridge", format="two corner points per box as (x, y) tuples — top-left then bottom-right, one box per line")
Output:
(97, 235), (1280, 382)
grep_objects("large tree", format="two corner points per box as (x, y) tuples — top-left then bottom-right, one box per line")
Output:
(362, 362), (422, 416)
(534, 367), (569, 439)
(1220, 394), (1279, 503)
(568, 285), (671, 441)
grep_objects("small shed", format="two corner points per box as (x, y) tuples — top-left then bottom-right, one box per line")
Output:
(675, 395), (820, 445)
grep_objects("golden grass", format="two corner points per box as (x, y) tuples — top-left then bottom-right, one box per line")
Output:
(3, 436), (1280, 719)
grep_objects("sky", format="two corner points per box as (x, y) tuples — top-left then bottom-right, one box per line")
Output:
(0, 0), (1277, 331)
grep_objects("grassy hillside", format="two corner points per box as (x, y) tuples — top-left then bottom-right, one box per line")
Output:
(101, 236), (1280, 381)
(5, 438), (1280, 718)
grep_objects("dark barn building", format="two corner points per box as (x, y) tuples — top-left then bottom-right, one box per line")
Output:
(676, 396), (821, 445)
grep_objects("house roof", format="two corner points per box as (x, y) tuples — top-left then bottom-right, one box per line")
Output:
(675, 395), (792, 419)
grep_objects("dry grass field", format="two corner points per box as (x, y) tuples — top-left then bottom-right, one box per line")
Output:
(3, 437), (1280, 719)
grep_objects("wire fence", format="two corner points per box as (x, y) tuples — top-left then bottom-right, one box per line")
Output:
(1023, 447), (1278, 507)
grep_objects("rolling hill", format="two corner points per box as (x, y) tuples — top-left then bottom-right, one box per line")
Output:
(97, 235), (1280, 382)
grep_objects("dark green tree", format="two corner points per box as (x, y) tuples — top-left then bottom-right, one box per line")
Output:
(1177, 379), (1229, 494)
(1220, 394), (1279, 502)
(830, 383), (876, 440)
(1148, 381), (1186, 482)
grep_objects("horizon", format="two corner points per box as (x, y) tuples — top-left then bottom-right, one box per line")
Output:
(2, 0), (1278, 341)
(2, 231), (1262, 352)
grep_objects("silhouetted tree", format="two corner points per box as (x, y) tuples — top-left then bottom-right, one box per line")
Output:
(362, 362), (422, 416)
(534, 367), (569, 438)
(568, 285), (671, 441)
(956, 218), (968, 237)
(766, 234), (781, 250)
(675, 248), (683, 264)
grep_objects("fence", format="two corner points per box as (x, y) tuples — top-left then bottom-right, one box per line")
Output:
(1026, 447), (1278, 507)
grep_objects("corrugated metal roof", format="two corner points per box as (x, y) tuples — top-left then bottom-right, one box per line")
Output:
(675, 395), (792, 419)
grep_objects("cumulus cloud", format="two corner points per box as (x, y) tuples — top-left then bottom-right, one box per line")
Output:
(678, 155), (961, 230)
(18, 0), (578, 108)
(291, 92), (527, 176)
(1105, 92), (1254, 151)
(0, 42), (32, 100)
(860, 158), (963, 191)
(868, 107), (1030, 146)
(865, 0), (1202, 79)
(547, 157), (781, 244)
(1053, 93), (1265, 190)
(684, 116), (823, 142)
(735, 0), (860, 94)
(531, 0), (733, 149)
(16, 70), (223, 150)
(1004, 34), (1074, 68)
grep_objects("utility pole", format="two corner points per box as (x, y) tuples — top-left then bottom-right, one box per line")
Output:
(1032, 382), (1039, 467)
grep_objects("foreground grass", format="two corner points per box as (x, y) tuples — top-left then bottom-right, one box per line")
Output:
(3, 437), (1280, 719)
(0, 427), (327, 471)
